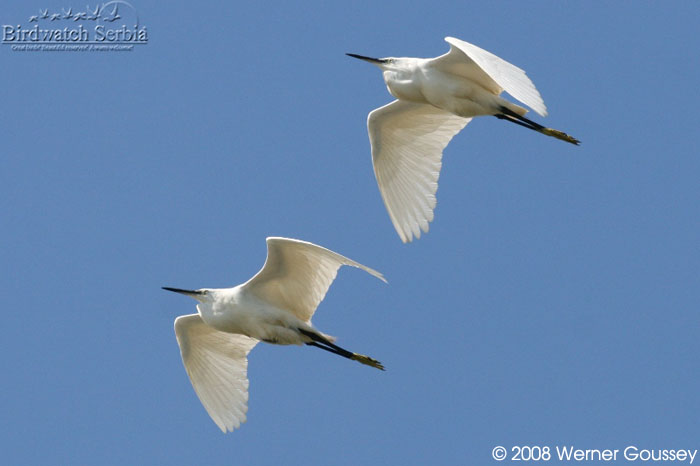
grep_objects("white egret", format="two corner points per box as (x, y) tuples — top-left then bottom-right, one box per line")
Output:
(163, 237), (386, 433)
(348, 37), (580, 243)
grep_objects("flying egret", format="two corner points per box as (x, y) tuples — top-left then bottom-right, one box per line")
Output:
(347, 37), (580, 243)
(163, 237), (386, 433)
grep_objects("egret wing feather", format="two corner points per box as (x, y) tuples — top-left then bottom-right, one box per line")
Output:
(242, 237), (385, 322)
(174, 314), (258, 433)
(440, 37), (547, 117)
(368, 100), (471, 243)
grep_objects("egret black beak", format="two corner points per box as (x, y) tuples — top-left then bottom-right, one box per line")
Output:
(162, 287), (205, 297)
(346, 53), (387, 64)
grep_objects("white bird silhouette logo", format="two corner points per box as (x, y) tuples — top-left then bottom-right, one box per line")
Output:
(86, 5), (101, 20)
(102, 4), (121, 22)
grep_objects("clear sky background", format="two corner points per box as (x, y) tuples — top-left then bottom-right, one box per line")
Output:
(2, 1), (699, 465)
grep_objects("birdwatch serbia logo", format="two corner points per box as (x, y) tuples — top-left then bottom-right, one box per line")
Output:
(2, 1), (148, 52)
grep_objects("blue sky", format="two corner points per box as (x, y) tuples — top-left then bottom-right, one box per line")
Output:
(2, 1), (699, 464)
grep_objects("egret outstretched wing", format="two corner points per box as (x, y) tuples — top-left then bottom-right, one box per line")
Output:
(368, 99), (471, 243)
(433, 37), (548, 117)
(242, 237), (386, 322)
(174, 314), (258, 433)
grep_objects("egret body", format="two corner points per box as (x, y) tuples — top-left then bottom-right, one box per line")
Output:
(164, 237), (386, 432)
(348, 37), (579, 243)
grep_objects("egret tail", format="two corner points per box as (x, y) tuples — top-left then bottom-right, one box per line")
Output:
(496, 106), (580, 145)
(300, 329), (385, 371)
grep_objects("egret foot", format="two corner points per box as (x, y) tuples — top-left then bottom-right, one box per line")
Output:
(351, 353), (385, 371)
(541, 127), (580, 145)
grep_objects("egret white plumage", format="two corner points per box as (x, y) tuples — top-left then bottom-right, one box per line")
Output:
(348, 37), (580, 243)
(163, 237), (386, 433)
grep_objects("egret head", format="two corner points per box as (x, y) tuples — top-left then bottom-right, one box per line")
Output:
(162, 287), (209, 303)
